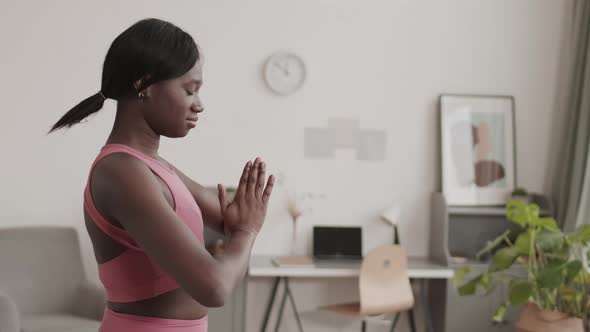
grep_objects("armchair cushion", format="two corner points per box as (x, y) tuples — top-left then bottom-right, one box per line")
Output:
(0, 226), (85, 314)
(0, 226), (105, 332)
(0, 290), (20, 332)
(21, 313), (100, 332)
(70, 280), (106, 321)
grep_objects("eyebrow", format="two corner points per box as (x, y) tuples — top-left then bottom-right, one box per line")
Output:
(186, 79), (202, 85)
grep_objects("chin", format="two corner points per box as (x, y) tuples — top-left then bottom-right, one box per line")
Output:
(160, 128), (190, 138)
(164, 132), (189, 138)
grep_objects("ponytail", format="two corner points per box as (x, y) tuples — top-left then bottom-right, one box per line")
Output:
(48, 91), (107, 133)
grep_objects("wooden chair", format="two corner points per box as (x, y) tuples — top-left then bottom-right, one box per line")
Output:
(319, 245), (415, 332)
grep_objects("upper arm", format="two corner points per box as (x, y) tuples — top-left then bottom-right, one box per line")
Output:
(91, 154), (226, 306)
(168, 164), (225, 234)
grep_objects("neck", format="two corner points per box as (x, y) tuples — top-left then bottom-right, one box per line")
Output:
(106, 101), (160, 158)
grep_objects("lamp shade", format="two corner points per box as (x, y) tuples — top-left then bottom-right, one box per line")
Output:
(380, 204), (401, 226)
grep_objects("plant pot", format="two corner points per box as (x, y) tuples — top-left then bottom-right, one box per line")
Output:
(510, 194), (532, 204)
(516, 303), (584, 332)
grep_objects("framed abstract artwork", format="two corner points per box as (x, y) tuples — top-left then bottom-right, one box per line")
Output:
(440, 94), (516, 206)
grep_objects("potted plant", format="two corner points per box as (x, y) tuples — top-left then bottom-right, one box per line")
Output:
(455, 200), (590, 332)
(510, 187), (532, 204)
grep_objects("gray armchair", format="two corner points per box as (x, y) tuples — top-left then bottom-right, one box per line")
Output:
(0, 226), (105, 332)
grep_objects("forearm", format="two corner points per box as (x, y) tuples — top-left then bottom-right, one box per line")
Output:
(214, 230), (256, 299)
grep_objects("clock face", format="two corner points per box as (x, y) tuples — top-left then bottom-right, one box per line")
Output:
(263, 52), (306, 95)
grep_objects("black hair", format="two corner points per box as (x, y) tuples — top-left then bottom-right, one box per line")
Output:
(49, 18), (199, 133)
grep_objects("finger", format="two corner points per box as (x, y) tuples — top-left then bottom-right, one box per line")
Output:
(262, 174), (275, 204)
(247, 157), (261, 196)
(255, 161), (266, 198)
(236, 160), (251, 200)
(218, 184), (228, 213)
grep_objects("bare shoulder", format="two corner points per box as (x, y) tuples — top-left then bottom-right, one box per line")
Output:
(91, 153), (153, 199)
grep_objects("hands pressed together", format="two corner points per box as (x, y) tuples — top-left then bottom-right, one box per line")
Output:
(217, 157), (275, 238)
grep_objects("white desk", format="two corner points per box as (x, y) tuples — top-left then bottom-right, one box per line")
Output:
(249, 255), (454, 332)
(249, 255), (454, 279)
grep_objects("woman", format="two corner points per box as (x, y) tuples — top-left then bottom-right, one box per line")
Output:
(49, 18), (274, 332)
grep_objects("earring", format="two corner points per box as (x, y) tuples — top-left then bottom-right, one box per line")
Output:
(138, 91), (146, 99)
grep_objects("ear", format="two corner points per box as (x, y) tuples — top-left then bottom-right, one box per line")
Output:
(133, 75), (150, 96)
(133, 79), (143, 92)
(133, 77), (152, 99)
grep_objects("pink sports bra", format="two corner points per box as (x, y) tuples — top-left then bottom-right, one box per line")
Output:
(84, 144), (205, 303)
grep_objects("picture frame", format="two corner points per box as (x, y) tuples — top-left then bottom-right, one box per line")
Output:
(439, 94), (516, 206)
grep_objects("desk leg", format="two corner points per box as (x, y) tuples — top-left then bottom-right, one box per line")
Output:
(260, 277), (281, 332)
(274, 280), (289, 332)
(285, 278), (304, 332)
(422, 279), (433, 332)
(407, 280), (417, 332)
(407, 309), (417, 332)
(389, 313), (401, 332)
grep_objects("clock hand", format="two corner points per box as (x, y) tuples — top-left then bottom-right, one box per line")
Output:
(273, 62), (289, 76)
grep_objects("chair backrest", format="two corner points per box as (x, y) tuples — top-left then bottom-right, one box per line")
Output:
(359, 245), (414, 315)
(0, 226), (86, 314)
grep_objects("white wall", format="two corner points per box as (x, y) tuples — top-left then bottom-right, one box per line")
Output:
(0, 0), (574, 331)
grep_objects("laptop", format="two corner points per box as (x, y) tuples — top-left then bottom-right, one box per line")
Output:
(312, 226), (363, 262)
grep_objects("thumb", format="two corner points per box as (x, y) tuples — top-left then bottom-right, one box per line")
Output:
(218, 184), (228, 213)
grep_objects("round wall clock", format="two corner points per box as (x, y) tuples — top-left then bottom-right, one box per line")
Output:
(263, 51), (306, 96)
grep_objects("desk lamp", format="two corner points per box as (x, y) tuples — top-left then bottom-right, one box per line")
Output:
(380, 204), (402, 245)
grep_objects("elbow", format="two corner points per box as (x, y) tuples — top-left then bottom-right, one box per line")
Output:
(204, 282), (229, 308)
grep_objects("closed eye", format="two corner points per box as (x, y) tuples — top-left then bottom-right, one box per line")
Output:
(186, 90), (194, 96)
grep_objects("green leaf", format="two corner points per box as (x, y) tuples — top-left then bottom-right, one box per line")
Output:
(506, 200), (529, 227)
(545, 257), (567, 269)
(454, 266), (471, 288)
(514, 231), (532, 255)
(509, 280), (534, 305)
(536, 266), (564, 289)
(537, 228), (564, 251)
(528, 204), (541, 219)
(493, 304), (507, 323)
(536, 217), (559, 230)
(458, 275), (482, 296)
(565, 260), (582, 282)
(476, 230), (511, 260)
(567, 225), (590, 244)
(544, 242), (571, 261)
(489, 247), (520, 272)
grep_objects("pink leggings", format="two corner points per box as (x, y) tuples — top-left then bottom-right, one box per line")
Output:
(99, 307), (208, 332)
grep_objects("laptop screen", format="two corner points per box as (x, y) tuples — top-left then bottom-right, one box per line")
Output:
(313, 226), (362, 259)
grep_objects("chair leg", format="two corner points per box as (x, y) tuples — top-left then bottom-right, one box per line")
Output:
(361, 319), (367, 332)
(389, 313), (401, 332)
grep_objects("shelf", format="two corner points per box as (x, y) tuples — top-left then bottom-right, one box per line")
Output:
(447, 206), (550, 217)
(429, 192), (554, 267)
(447, 206), (506, 216)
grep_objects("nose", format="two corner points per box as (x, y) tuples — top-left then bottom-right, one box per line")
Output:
(191, 96), (204, 113)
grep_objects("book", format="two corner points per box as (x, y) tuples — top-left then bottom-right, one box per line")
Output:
(272, 255), (314, 267)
